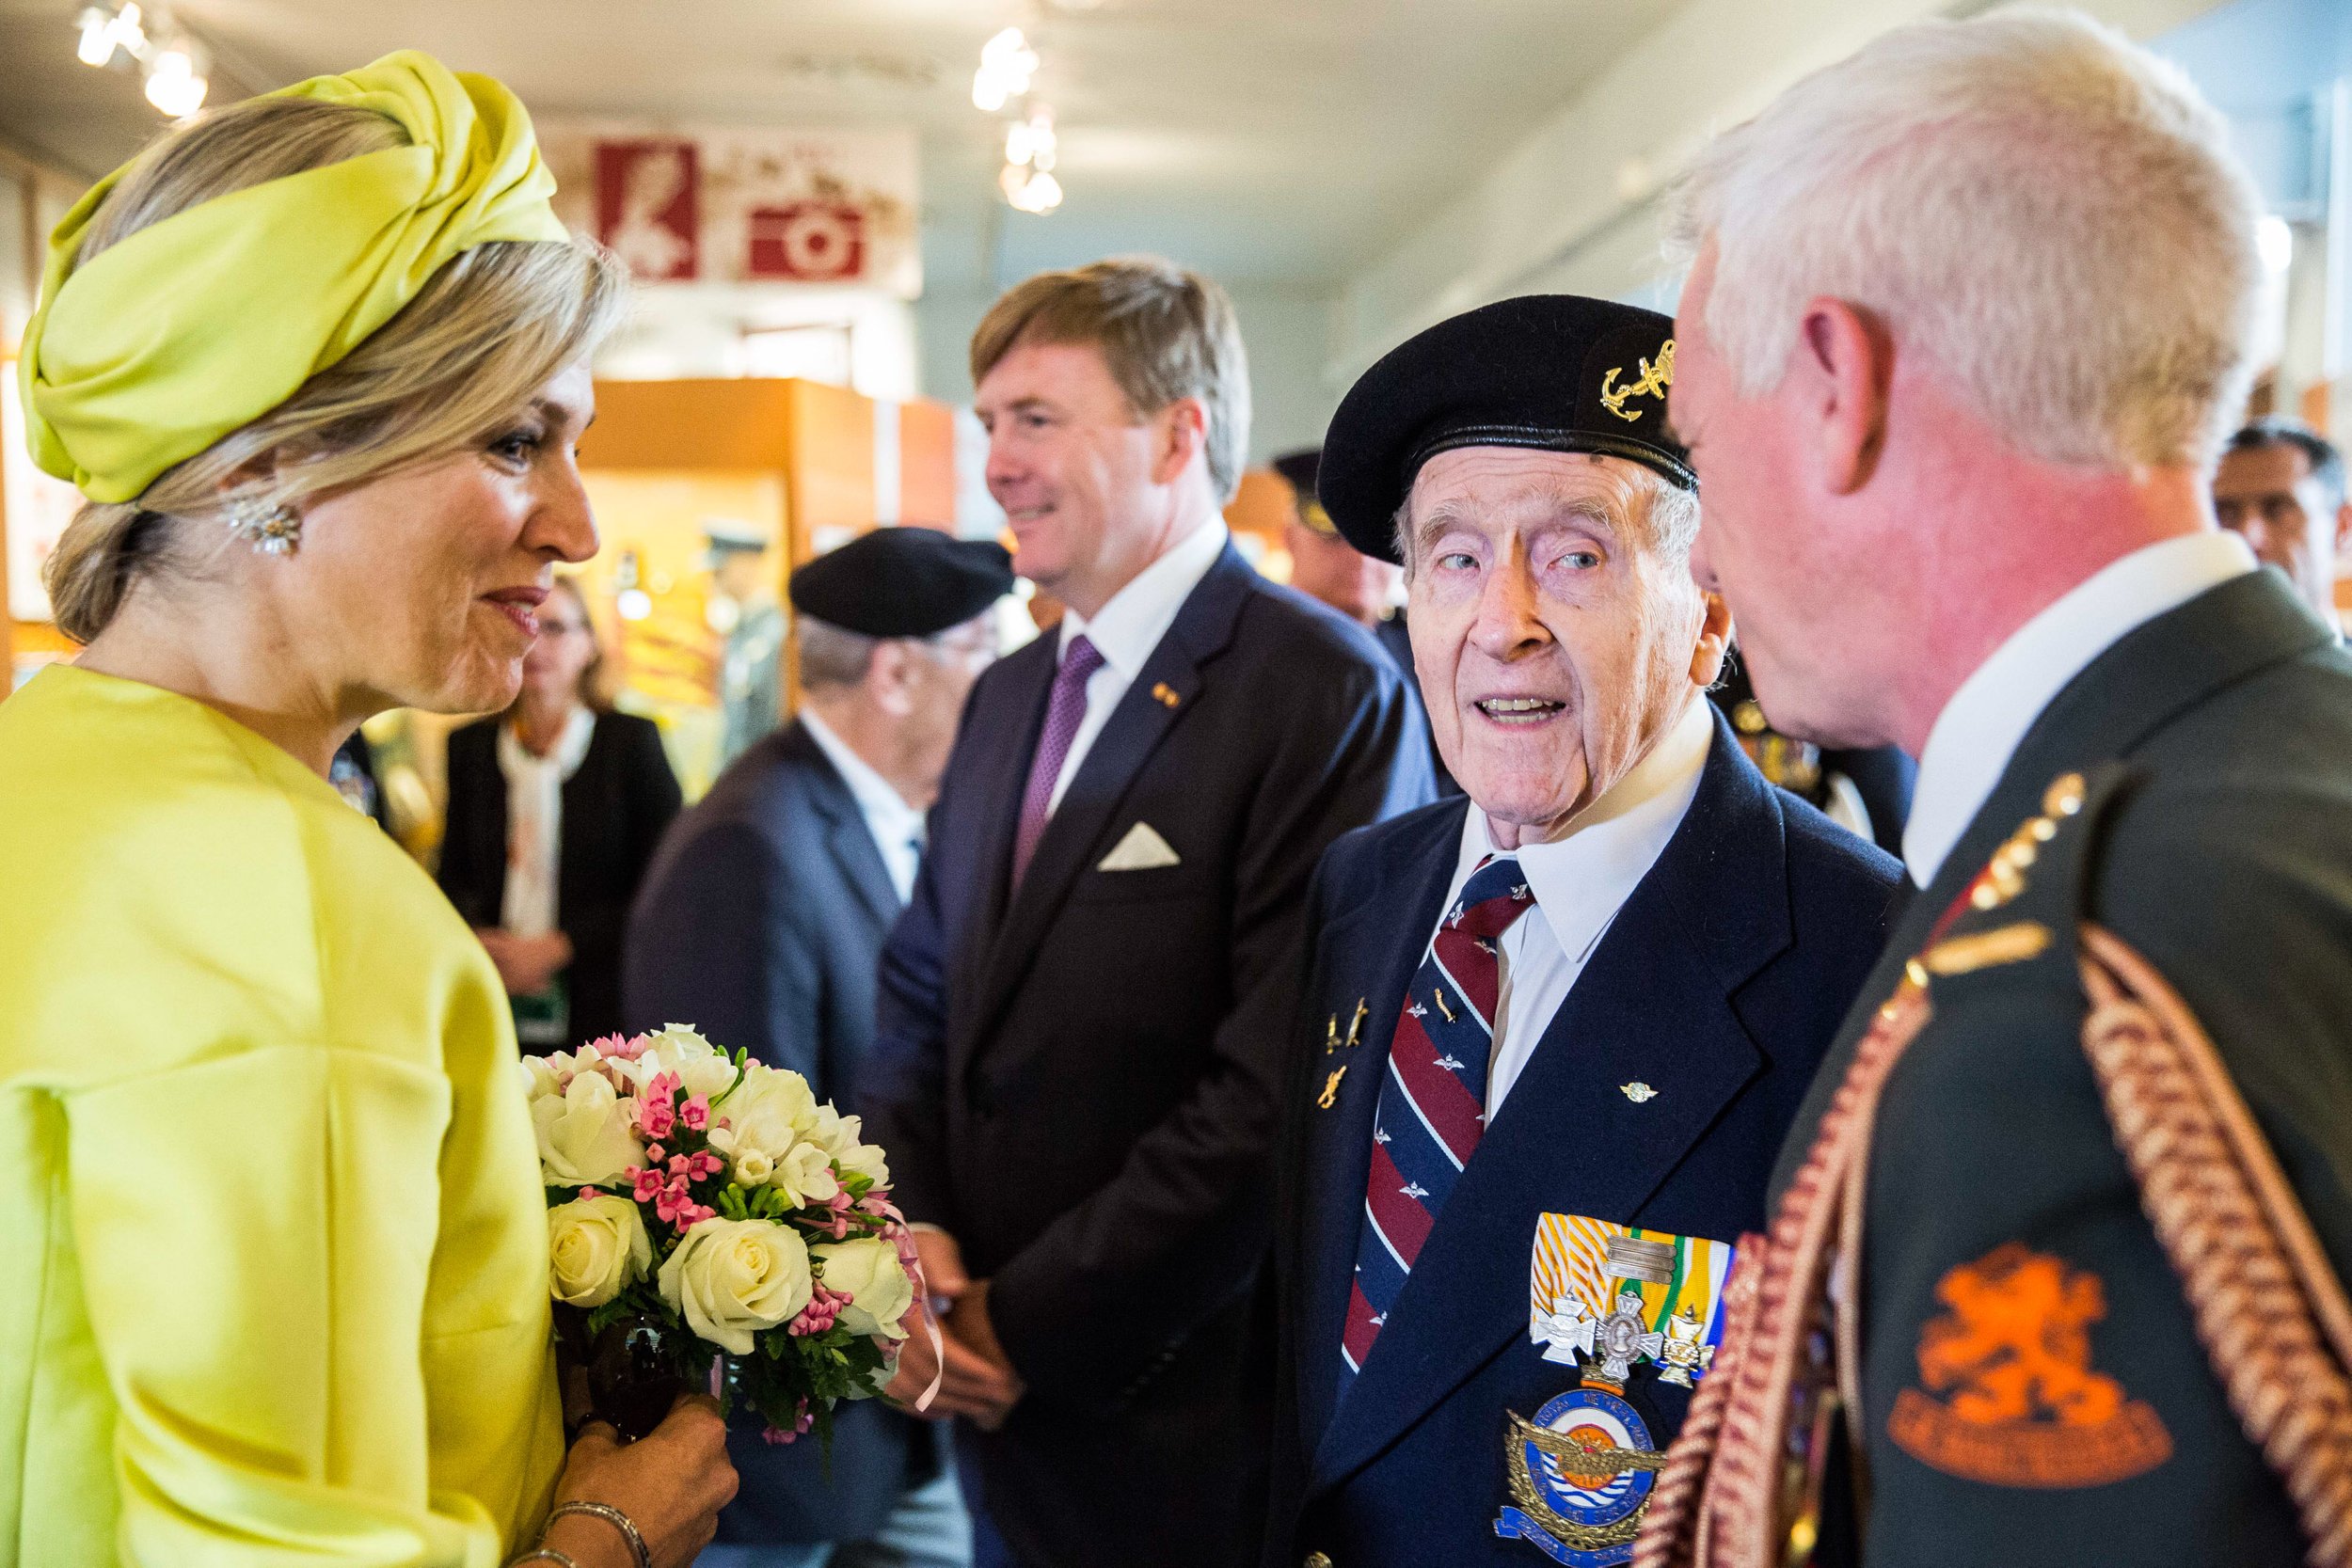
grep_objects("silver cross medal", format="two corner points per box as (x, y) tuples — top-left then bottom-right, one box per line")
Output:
(1590, 1290), (1668, 1385)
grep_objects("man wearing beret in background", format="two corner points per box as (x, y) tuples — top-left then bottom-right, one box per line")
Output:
(625, 525), (1012, 1568)
(1263, 294), (1901, 1568)
(1274, 447), (1455, 798)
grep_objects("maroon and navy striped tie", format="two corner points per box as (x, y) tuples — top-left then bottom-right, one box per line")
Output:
(1341, 853), (1533, 1379)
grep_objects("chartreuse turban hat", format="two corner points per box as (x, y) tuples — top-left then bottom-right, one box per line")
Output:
(19, 50), (568, 504)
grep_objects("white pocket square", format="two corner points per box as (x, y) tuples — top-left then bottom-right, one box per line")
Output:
(1098, 821), (1181, 871)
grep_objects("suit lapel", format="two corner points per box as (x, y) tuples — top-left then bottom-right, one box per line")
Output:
(1295, 802), (1468, 1453)
(1772, 568), (2343, 1200)
(972, 547), (1255, 1036)
(1312, 723), (1790, 1490)
(787, 722), (901, 927)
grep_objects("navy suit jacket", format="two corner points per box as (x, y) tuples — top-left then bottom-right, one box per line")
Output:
(863, 544), (1436, 1568)
(1266, 711), (1900, 1568)
(624, 719), (934, 1544)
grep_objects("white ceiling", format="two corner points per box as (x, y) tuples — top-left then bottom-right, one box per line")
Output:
(0, 0), (1690, 292)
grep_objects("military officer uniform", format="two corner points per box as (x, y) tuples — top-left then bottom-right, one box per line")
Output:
(1263, 297), (1904, 1568)
(1654, 545), (2352, 1566)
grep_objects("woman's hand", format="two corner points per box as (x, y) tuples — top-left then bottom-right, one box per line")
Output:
(537, 1395), (737, 1568)
(475, 927), (572, 997)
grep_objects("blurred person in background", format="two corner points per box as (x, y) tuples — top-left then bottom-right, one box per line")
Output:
(0, 52), (732, 1567)
(1274, 446), (1455, 796)
(863, 257), (1436, 1568)
(441, 573), (683, 1051)
(709, 517), (790, 767)
(2214, 415), (2348, 629)
(627, 525), (1012, 1568)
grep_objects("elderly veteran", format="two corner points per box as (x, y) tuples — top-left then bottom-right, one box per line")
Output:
(1645, 14), (2352, 1568)
(1263, 294), (1901, 1568)
(0, 53), (733, 1568)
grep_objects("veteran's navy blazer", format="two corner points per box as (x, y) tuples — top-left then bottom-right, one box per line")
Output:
(863, 543), (1436, 1568)
(1266, 710), (1900, 1568)
(624, 718), (940, 1549)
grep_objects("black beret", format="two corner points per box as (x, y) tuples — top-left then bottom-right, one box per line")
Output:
(1270, 448), (1340, 535)
(1319, 294), (1692, 562)
(788, 527), (1013, 639)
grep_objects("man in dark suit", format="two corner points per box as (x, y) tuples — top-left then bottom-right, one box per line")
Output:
(1264, 295), (1901, 1568)
(861, 257), (1436, 1568)
(626, 527), (1013, 1568)
(1648, 13), (2352, 1566)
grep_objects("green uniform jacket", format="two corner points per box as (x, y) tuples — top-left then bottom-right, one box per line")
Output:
(1778, 569), (2352, 1566)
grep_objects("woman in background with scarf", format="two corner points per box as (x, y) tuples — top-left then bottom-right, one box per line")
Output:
(440, 576), (682, 1053)
(0, 53), (733, 1568)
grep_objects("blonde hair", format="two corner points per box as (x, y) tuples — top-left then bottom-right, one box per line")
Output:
(971, 256), (1251, 502)
(42, 95), (628, 643)
(1667, 7), (2262, 471)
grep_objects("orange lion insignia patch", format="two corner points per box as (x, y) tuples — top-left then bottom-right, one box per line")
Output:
(1888, 1242), (2172, 1488)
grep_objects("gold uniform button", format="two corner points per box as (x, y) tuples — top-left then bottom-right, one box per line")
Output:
(1305, 1555), (1334, 1568)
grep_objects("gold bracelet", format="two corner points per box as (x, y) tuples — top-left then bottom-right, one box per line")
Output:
(548, 1500), (652, 1568)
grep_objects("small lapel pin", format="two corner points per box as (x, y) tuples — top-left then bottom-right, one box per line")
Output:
(1325, 1014), (1340, 1053)
(1318, 1065), (1348, 1109)
(1151, 682), (1181, 708)
(1345, 999), (1368, 1049)
(1620, 1082), (1659, 1103)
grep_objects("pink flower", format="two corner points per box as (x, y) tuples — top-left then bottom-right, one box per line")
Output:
(628, 1166), (664, 1203)
(688, 1151), (724, 1180)
(610, 1033), (651, 1061)
(760, 1402), (816, 1445)
(680, 1095), (711, 1131)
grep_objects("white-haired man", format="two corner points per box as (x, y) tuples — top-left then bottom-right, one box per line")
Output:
(1641, 11), (2352, 1568)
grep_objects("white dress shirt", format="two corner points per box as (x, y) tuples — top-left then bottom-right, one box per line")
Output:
(1903, 531), (2255, 888)
(801, 707), (926, 905)
(1439, 695), (1715, 1118)
(1045, 519), (1230, 815)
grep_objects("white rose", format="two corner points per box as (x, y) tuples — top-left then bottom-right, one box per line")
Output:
(657, 1217), (813, 1354)
(733, 1148), (774, 1187)
(635, 1024), (739, 1101)
(772, 1140), (841, 1207)
(548, 1194), (654, 1307)
(814, 1237), (914, 1338)
(717, 1065), (818, 1160)
(530, 1068), (646, 1186)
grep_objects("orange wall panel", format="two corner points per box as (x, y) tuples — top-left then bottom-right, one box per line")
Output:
(899, 400), (958, 530)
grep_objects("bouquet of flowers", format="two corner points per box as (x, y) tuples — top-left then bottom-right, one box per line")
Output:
(521, 1024), (930, 1444)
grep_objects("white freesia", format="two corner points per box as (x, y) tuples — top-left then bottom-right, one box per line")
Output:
(634, 1023), (739, 1101)
(529, 1066), (645, 1186)
(657, 1216), (813, 1354)
(711, 1066), (818, 1159)
(732, 1148), (774, 1187)
(772, 1141), (841, 1206)
(814, 1237), (914, 1338)
(548, 1194), (653, 1307)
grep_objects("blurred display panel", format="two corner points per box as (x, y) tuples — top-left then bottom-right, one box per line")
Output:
(580, 469), (787, 800)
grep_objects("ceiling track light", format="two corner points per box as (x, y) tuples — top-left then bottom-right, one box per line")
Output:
(70, 2), (207, 119)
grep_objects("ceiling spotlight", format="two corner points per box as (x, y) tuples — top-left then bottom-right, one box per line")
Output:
(1002, 166), (1062, 216)
(75, 6), (114, 64)
(72, 1), (145, 68)
(972, 26), (1038, 112)
(142, 37), (207, 118)
(1005, 107), (1056, 172)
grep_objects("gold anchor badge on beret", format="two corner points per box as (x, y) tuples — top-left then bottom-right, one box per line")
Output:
(1600, 340), (1674, 423)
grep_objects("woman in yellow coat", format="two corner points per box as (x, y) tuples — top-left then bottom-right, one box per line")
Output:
(0, 54), (735, 1568)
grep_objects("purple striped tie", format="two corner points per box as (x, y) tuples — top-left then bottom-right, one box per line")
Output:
(1011, 633), (1105, 886)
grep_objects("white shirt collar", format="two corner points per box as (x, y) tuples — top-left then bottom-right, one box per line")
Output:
(1450, 693), (1715, 960)
(1903, 530), (2255, 888)
(1058, 520), (1230, 678)
(800, 707), (925, 879)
